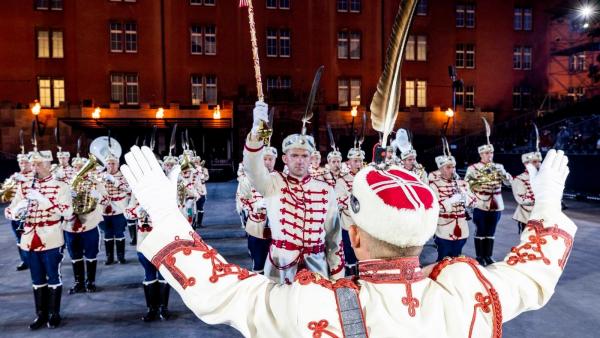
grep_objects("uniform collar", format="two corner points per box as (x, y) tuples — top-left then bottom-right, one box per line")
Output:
(358, 257), (424, 284)
(37, 174), (53, 183)
(286, 174), (311, 185)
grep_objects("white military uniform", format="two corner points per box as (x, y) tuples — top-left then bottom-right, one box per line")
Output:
(511, 170), (535, 224)
(243, 137), (344, 283)
(6, 175), (72, 251)
(236, 174), (269, 239)
(138, 200), (576, 338)
(334, 172), (356, 231)
(465, 162), (512, 211)
(99, 171), (131, 216)
(428, 171), (469, 241)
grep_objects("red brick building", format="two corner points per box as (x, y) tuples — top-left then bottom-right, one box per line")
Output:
(0, 0), (566, 170)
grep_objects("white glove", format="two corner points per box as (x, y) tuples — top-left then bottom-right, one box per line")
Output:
(135, 205), (146, 216)
(90, 189), (101, 200)
(526, 149), (569, 212)
(13, 173), (27, 182)
(26, 190), (52, 208)
(255, 199), (267, 210)
(70, 190), (78, 198)
(104, 174), (116, 183)
(251, 101), (269, 135)
(121, 146), (181, 224)
(14, 199), (29, 217)
(54, 170), (65, 179)
(447, 193), (463, 205)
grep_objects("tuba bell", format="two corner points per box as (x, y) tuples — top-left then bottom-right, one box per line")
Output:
(90, 136), (122, 167)
(0, 178), (17, 203)
(71, 155), (100, 214)
(465, 162), (503, 190)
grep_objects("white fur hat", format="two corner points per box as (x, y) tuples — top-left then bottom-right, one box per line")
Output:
(71, 156), (87, 167)
(282, 134), (315, 153)
(264, 146), (278, 157)
(105, 152), (119, 163)
(327, 150), (342, 161)
(521, 151), (542, 163)
(400, 149), (417, 160)
(56, 151), (70, 159)
(29, 150), (53, 162)
(163, 155), (177, 164)
(17, 154), (29, 162)
(349, 165), (439, 247)
(311, 150), (321, 159)
(347, 148), (365, 160)
(478, 144), (494, 154)
(435, 155), (456, 169)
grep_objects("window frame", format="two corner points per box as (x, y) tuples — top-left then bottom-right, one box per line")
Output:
(36, 28), (64, 59)
(110, 72), (139, 106)
(37, 76), (65, 108)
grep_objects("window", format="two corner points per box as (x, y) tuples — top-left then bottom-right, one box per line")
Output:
(405, 80), (415, 107)
(110, 21), (137, 53)
(416, 0), (427, 16)
(204, 0), (215, 5)
(577, 52), (586, 72)
(455, 44), (464, 68)
(456, 43), (474, 68)
(191, 76), (203, 105)
(190, 75), (218, 105)
(267, 0), (289, 9)
(37, 29), (63, 58)
(337, 32), (349, 59)
(266, 28), (291, 57)
(124, 22), (137, 53)
(338, 78), (361, 107)
(456, 3), (475, 28)
(568, 53), (586, 72)
(279, 29), (290, 57)
(204, 25), (216, 55)
(191, 26), (203, 54)
(465, 85), (475, 110)
(266, 76), (292, 92)
(513, 85), (531, 110)
(36, 0), (63, 10)
(190, 25), (217, 55)
(514, 46), (532, 70)
(349, 32), (361, 59)
(37, 77), (64, 108)
(405, 80), (427, 107)
(405, 35), (426, 61)
(455, 82), (464, 106)
(513, 47), (522, 69)
(465, 44), (475, 68)
(337, 0), (360, 13)
(515, 8), (533, 31)
(110, 22), (123, 52)
(111, 73), (138, 105)
(417, 35), (427, 61)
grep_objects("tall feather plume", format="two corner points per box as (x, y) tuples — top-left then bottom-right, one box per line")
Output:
(31, 120), (38, 152)
(19, 129), (25, 154)
(441, 136), (451, 157)
(54, 127), (61, 152)
(532, 123), (540, 153)
(327, 124), (337, 151)
(76, 136), (81, 157)
(150, 125), (157, 152)
(359, 112), (367, 148)
(369, 0), (419, 147)
(481, 117), (491, 145)
(396, 128), (412, 154)
(302, 65), (324, 135)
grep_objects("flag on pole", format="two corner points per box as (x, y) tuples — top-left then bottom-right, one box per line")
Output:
(239, 0), (249, 8)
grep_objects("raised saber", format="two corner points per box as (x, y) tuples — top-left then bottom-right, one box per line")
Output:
(240, 0), (264, 102)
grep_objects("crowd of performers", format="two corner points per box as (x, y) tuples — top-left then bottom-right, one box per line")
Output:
(0, 132), (209, 329)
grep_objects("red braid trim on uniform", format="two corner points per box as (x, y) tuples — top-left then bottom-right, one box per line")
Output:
(151, 231), (255, 289)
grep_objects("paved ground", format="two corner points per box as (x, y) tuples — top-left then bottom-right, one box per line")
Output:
(0, 181), (598, 337)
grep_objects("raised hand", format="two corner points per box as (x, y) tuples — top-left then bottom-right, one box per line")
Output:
(120, 146), (181, 224)
(526, 149), (569, 212)
(251, 101), (269, 135)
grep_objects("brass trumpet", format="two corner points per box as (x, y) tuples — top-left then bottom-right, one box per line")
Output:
(0, 177), (17, 203)
(71, 155), (99, 214)
(465, 162), (504, 190)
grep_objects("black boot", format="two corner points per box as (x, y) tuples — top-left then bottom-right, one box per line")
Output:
(17, 248), (29, 271)
(116, 239), (127, 264)
(29, 286), (48, 330)
(104, 239), (115, 265)
(127, 221), (137, 246)
(474, 238), (487, 266)
(85, 260), (97, 292)
(47, 286), (62, 329)
(484, 238), (496, 266)
(158, 282), (171, 320)
(69, 260), (86, 294)
(142, 282), (159, 322)
(197, 211), (205, 228)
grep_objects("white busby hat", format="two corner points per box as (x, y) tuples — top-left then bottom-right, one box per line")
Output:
(435, 137), (456, 168)
(163, 155), (177, 164)
(311, 150), (321, 159)
(521, 151), (542, 163)
(282, 134), (316, 153)
(327, 150), (342, 161)
(264, 146), (278, 157)
(29, 150), (53, 162)
(105, 152), (119, 163)
(349, 165), (439, 247)
(478, 117), (494, 154)
(17, 154), (29, 162)
(347, 148), (365, 160)
(56, 151), (70, 159)
(71, 156), (87, 167)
